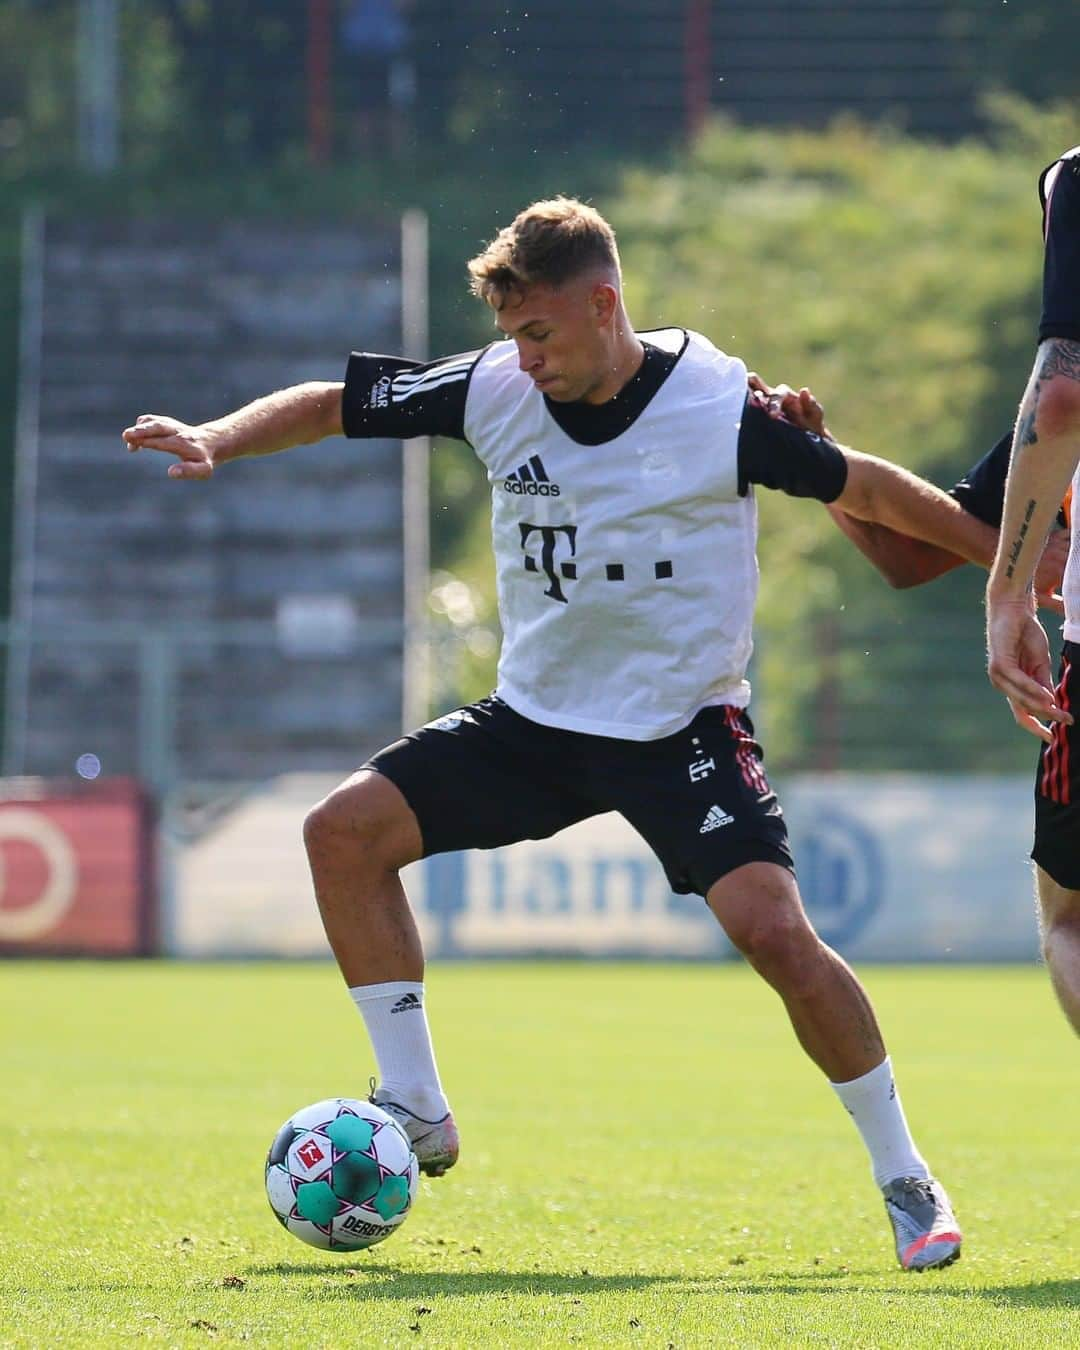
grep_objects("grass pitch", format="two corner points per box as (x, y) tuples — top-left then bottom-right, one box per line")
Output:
(0, 961), (1077, 1348)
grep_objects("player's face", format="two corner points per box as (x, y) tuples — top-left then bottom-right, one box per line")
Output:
(494, 280), (615, 404)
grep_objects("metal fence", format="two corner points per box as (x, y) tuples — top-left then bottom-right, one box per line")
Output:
(0, 608), (1045, 800)
(0, 618), (405, 798)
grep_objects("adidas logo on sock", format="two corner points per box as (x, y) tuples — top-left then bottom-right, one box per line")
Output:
(503, 455), (561, 496)
(699, 805), (734, 834)
(390, 993), (422, 1014)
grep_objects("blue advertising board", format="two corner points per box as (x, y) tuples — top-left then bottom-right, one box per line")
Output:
(172, 774), (1040, 962)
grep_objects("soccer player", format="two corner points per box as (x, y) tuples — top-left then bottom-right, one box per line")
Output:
(986, 146), (1080, 1036)
(124, 197), (988, 1269)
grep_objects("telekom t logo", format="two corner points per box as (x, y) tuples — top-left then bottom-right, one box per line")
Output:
(296, 1139), (326, 1169)
(519, 523), (578, 603)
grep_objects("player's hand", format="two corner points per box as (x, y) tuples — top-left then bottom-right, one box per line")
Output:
(747, 373), (828, 438)
(122, 414), (218, 480)
(1034, 526), (1069, 615)
(986, 597), (1070, 743)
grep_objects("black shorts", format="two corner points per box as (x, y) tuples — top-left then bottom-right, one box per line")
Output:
(1033, 641), (1080, 889)
(365, 695), (793, 898)
(1038, 147), (1080, 344)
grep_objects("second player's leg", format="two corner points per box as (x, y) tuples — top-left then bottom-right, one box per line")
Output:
(1035, 864), (1080, 1035)
(706, 860), (885, 1082)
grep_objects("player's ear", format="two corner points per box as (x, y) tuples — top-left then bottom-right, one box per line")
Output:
(590, 282), (618, 328)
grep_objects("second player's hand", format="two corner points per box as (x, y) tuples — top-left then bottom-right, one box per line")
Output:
(986, 599), (1070, 743)
(747, 372), (829, 438)
(122, 415), (218, 480)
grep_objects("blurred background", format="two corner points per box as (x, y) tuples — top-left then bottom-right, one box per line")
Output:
(0, 0), (1076, 962)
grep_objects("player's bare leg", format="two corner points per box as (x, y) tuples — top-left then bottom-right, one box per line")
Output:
(303, 769), (424, 986)
(707, 861), (960, 1269)
(303, 770), (458, 1174)
(706, 861), (883, 1081)
(1035, 866), (1080, 1035)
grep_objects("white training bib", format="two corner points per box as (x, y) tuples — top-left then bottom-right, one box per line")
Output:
(463, 328), (758, 740)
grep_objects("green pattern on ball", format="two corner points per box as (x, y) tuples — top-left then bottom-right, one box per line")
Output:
(325, 1116), (375, 1153)
(331, 1151), (382, 1205)
(372, 1175), (410, 1220)
(294, 1180), (339, 1225)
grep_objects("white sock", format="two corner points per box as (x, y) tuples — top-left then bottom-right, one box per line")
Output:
(830, 1056), (930, 1190)
(349, 981), (449, 1121)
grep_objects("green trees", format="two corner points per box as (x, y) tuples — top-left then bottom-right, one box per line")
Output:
(434, 102), (1079, 770)
(0, 0), (1074, 769)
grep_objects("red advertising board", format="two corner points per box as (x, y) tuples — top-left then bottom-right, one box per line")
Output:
(0, 779), (156, 956)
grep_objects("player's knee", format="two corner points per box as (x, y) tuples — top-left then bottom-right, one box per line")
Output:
(303, 773), (403, 865)
(1040, 894), (1080, 957)
(303, 792), (361, 856)
(1036, 868), (1080, 934)
(726, 905), (818, 988)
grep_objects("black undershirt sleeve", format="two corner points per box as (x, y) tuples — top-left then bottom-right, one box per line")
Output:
(948, 431), (1011, 528)
(736, 397), (848, 502)
(341, 350), (480, 441)
(949, 428), (1069, 531)
(1039, 147), (1080, 344)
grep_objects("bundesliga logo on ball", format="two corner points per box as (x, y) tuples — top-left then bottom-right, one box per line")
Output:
(265, 1098), (420, 1252)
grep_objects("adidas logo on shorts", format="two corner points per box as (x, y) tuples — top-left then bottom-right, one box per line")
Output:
(390, 993), (422, 1014)
(699, 805), (735, 834)
(503, 455), (561, 496)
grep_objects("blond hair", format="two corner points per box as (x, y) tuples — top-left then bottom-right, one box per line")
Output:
(467, 197), (621, 309)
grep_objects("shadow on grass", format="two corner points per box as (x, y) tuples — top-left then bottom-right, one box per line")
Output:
(681, 1276), (1080, 1311)
(682, 1275), (1080, 1311)
(244, 1263), (887, 1300)
(244, 1264), (1080, 1309)
(245, 1263), (686, 1297)
(908, 1278), (1080, 1310)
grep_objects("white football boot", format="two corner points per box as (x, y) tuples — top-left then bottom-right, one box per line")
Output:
(882, 1176), (962, 1270)
(369, 1086), (460, 1177)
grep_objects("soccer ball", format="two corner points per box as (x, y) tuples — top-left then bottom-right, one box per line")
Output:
(265, 1097), (420, 1251)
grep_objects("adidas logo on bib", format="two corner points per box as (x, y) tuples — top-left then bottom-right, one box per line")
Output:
(503, 455), (561, 496)
(699, 805), (734, 834)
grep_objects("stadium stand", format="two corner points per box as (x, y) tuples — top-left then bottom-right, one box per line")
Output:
(10, 216), (408, 784)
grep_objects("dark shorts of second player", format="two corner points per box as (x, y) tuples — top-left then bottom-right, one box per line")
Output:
(364, 694), (794, 898)
(1039, 147), (1080, 344)
(1033, 640), (1080, 889)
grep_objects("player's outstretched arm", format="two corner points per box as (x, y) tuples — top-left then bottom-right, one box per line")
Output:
(824, 505), (967, 588)
(747, 372), (1069, 603)
(122, 381), (344, 480)
(750, 372), (983, 588)
(824, 502), (1067, 610)
(832, 449), (1000, 567)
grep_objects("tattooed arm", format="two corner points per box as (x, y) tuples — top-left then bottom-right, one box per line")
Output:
(986, 338), (1080, 739)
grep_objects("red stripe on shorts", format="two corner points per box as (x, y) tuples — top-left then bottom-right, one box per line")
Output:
(1058, 656), (1072, 805)
(724, 707), (769, 795)
(1041, 655), (1073, 803)
(1041, 722), (1059, 801)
